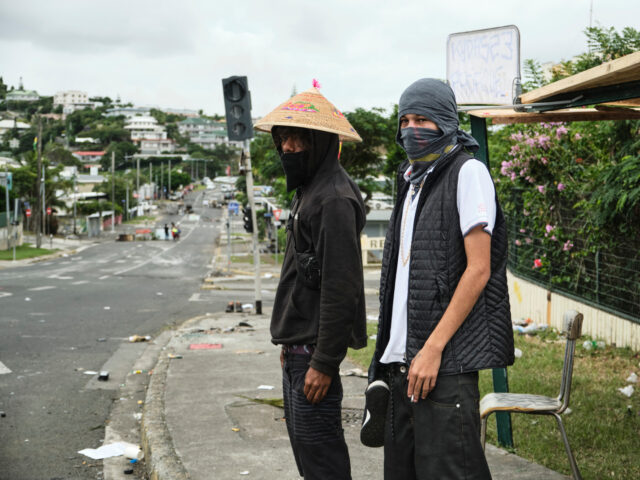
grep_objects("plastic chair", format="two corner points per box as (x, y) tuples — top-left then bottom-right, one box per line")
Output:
(480, 310), (583, 480)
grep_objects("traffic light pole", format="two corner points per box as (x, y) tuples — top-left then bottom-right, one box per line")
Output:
(243, 139), (262, 315)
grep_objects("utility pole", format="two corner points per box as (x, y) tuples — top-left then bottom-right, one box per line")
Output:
(73, 174), (77, 235)
(243, 140), (262, 314)
(160, 162), (164, 199)
(4, 165), (9, 251)
(125, 183), (129, 220)
(111, 151), (115, 233)
(168, 159), (171, 197)
(149, 162), (153, 203)
(136, 157), (140, 194)
(36, 118), (43, 248)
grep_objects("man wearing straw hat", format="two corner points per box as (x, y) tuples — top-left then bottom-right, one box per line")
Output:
(364, 78), (514, 479)
(254, 81), (367, 479)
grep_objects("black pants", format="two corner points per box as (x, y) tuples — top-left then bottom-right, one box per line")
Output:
(383, 364), (492, 480)
(282, 352), (351, 479)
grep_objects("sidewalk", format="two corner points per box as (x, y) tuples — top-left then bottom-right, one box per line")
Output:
(141, 310), (570, 480)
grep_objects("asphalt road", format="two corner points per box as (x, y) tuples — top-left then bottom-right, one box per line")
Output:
(0, 191), (239, 480)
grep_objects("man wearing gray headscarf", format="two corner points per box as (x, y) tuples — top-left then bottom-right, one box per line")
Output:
(362, 79), (514, 479)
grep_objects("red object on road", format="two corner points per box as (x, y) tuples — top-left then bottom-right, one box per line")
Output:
(25, 208), (31, 217)
(189, 343), (223, 350)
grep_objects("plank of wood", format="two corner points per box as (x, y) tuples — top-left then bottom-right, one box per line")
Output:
(469, 107), (640, 125)
(520, 51), (640, 104)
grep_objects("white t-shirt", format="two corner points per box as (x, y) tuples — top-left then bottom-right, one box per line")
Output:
(380, 159), (496, 364)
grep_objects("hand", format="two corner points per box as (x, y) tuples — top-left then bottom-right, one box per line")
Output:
(304, 367), (332, 404)
(407, 344), (442, 402)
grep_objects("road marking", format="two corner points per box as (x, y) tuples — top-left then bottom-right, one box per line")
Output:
(189, 293), (201, 302)
(0, 361), (11, 375)
(47, 274), (74, 280)
(99, 275), (110, 280)
(72, 280), (90, 285)
(0, 292), (13, 299)
(28, 286), (56, 291)
(113, 227), (195, 276)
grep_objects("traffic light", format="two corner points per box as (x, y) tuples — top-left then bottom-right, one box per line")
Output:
(242, 205), (253, 233)
(222, 76), (253, 141)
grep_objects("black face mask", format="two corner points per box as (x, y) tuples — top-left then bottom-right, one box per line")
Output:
(280, 150), (310, 192)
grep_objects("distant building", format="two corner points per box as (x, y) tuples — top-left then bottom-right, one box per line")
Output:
(72, 151), (106, 163)
(105, 106), (151, 118)
(0, 119), (30, 138)
(124, 116), (175, 154)
(189, 130), (229, 149)
(139, 138), (175, 155)
(178, 117), (224, 137)
(4, 77), (39, 102)
(53, 90), (98, 114)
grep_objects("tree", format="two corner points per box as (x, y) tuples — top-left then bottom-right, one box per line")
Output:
(102, 142), (139, 170)
(341, 107), (395, 201)
(44, 144), (81, 167)
(0, 77), (7, 100)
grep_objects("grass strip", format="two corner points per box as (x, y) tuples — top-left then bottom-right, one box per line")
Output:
(0, 243), (56, 261)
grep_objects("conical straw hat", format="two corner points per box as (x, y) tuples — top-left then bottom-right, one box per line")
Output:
(254, 86), (362, 143)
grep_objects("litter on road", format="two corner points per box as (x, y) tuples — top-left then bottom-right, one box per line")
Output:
(129, 335), (151, 343)
(189, 343), (223, 350)
(78, 441), (142, 460)
(257, 385), (275, 390)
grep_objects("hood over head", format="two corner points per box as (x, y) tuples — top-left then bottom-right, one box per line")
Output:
(396, 78), (479, 156)
(272, 126), (340, 191)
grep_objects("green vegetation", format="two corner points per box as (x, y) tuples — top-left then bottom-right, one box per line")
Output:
(0, 243), (56, 260)
(347, 328), (640, 480)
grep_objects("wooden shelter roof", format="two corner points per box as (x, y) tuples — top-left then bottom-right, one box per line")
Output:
(468, 51), (640, 124)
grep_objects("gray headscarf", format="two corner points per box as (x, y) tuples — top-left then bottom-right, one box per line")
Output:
(396, 78), (479, 157)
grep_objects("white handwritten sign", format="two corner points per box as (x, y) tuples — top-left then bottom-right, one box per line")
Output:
(447, 25), (520, 105)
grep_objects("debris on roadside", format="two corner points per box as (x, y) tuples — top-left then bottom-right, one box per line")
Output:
(618, 385), (634, 397)
(78, 441), (142, 460)
(514, 348), (523, 358)
(98, 371), (109, 381)
(128, 335), (151, 343)
(189, 343), (223, 350)
(257, 385), (275, 390)
(626, 372), (638, 383)
(168, 353), (183, 359)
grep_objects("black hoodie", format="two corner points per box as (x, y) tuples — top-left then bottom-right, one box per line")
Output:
(270, 130), (367, 377)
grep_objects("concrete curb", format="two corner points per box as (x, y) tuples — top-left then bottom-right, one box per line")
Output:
(141, 315), (211, 480)
(141, 353), (190, 480)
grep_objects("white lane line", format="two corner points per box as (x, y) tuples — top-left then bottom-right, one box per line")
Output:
(0, 292), (13, 299)
(99, 275), (110, 280)
(47, 274), (74, 280)
(28, 286), (56, 291)
(71, 280), (90, 285)
(0, 361), (12, 375)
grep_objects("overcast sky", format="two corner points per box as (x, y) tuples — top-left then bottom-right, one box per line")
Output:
(0, 0), (637, 117)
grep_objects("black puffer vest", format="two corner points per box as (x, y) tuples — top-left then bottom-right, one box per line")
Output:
(369, 149), (514, 382)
